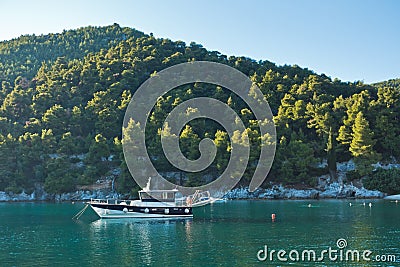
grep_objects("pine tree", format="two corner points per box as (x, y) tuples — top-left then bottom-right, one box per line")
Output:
(350, 112), (375, 157)
(326, 127), (337, 180)
(179, 125), (200, 161)
(214, 130), (229, 172)
(350, 112), (380, 176)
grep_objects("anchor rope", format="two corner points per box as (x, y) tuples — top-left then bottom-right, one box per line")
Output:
(72, 204), (89, 220)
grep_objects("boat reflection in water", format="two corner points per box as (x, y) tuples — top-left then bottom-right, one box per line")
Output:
(89, 218), (193, 265)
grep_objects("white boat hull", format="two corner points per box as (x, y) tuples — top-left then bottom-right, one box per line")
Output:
(88, 200), (193, 219)
(91, 206), (193, 219)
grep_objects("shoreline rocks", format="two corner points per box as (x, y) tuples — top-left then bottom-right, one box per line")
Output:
(0, 189), (120, 202)
(224, 182), (385, 200)
(0, 183), (387, 202)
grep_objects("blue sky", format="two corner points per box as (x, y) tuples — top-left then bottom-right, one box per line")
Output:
(0, 0), (399, 83)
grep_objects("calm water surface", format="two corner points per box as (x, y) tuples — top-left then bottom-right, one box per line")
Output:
(0, 200), (399, 266)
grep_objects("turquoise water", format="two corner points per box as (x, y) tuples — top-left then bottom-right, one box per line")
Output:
(0, 200), (399, 267)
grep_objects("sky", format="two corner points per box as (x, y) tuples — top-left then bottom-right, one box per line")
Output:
(0, 0), (399, 84)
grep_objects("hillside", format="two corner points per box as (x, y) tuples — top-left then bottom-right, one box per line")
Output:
(373, 78), (400, 90)
(0, 23), (145, 85)
(0, 24), (399, 196)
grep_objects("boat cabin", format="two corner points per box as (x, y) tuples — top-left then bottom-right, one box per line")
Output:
(139, 189), (180, 203)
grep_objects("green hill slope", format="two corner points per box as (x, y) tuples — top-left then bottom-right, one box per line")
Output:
(0, 24), (399, 195)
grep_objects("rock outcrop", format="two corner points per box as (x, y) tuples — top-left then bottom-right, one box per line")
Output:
(0, 189), (120, 202)
(224, 182), (385, 200)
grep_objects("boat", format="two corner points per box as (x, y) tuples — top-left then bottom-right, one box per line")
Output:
(87, 188), (214, 219)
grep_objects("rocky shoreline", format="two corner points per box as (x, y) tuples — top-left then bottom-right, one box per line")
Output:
(0, 189), (120, 202)
(224, 182), (385, 200)
(0, 182), (386, 202)
(2, 159), (397, 202)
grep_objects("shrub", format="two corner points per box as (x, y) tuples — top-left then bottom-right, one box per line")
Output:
(346, 170), (361, 182)
(363, 168), (400, 194)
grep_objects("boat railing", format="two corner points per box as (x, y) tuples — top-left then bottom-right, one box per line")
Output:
(89, 198), (132, 205)
(90, 198), (178, 206)
(175, 197), (187, 206)
(90, 190), (212, 207)
(183, 190), (211, 206)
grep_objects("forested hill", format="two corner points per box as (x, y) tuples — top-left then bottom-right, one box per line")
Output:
(373, 78), (400, 90)
(0, 24), (399, 196)
(0, 23), (145, 84)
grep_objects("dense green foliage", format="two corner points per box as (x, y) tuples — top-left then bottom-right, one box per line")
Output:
(363, 168), (400, 194)
(0, 23), (144, 85)
(0, 24), (399, 195)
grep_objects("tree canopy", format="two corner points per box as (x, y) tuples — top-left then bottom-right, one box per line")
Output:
(0, 24), (399, 195)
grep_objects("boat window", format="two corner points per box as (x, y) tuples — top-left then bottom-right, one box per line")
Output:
(139, 191), (175, 202)
(162, 192), (175, 200)
(140, 192), (157, 201)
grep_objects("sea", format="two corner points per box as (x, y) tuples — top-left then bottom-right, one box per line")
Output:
(0, 200), (399, 266)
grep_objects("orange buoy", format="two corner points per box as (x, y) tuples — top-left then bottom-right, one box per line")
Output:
(271, 213), (276, 221)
